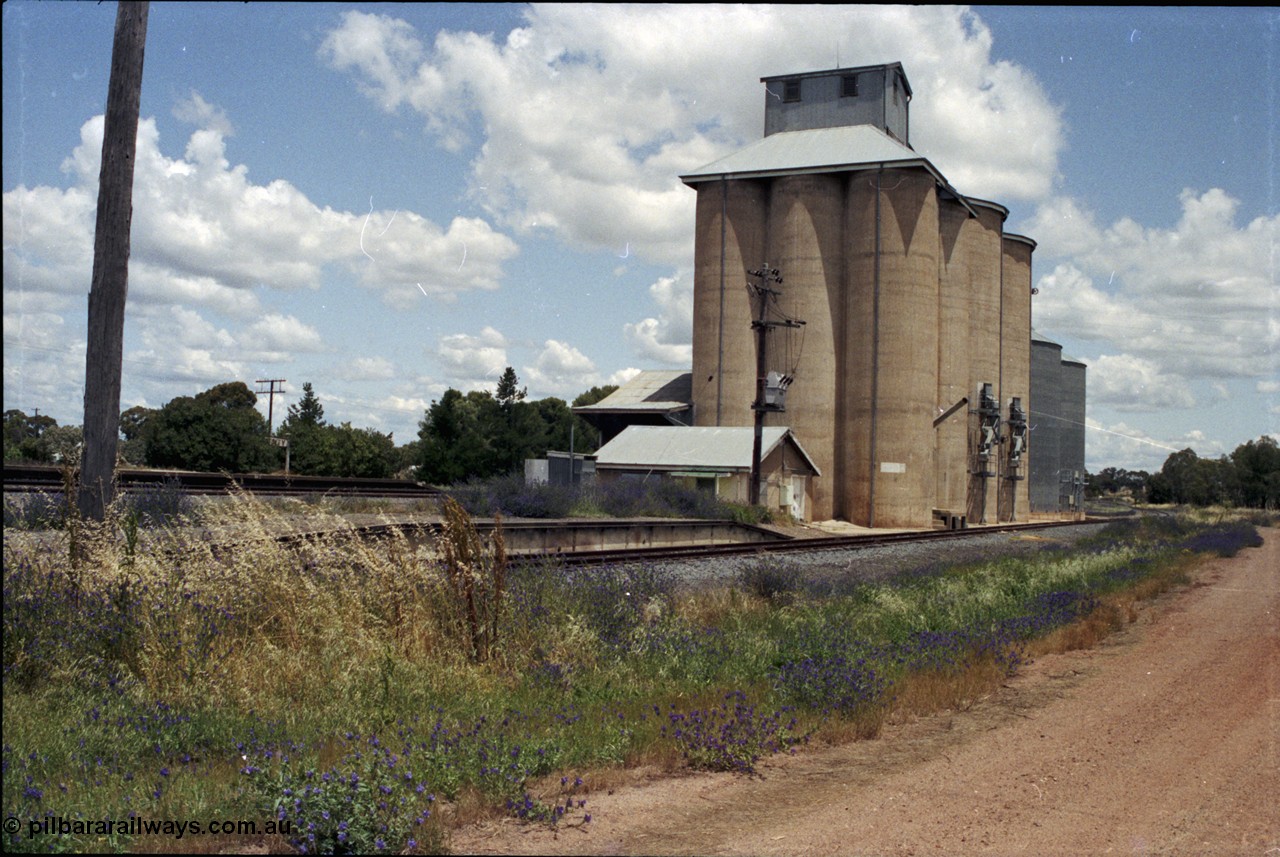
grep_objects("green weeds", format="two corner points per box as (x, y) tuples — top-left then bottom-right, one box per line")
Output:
(3, 502), (1265, 853)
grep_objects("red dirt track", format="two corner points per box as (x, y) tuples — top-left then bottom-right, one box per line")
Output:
(452, 530), (1279, 856)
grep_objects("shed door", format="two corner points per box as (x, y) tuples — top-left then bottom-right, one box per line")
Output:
(789, 475), (806, 520)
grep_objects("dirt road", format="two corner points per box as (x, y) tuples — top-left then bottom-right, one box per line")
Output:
(452, 530), (1279, 856)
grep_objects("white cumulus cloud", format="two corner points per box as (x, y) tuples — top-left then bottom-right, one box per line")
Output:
(524, 339), (600, 396)
(320, 5), (1064, 266)
(1031, 188), (1279, 383)
(623, 272), (694, 366)
(436, 326), (510, 389)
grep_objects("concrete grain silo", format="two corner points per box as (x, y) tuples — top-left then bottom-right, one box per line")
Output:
(965, 200), (1008, 524)
(681, 63), (1058, 528)
(691, 180), (767, 428)
(845, 168), (941, 528)
(765, 174), (844, 519)
(936, 197), (973, 519)
(1000, 235), (1035, 521)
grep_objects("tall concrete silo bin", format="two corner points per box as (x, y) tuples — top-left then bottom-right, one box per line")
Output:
(692, 179), (768, 429)
(935, 197), (974, 518)
(766, 174), (844, 520)
(999, 234), (1035, 521)
(965, 200), (1007, 524)
(843, 168), (940, 528)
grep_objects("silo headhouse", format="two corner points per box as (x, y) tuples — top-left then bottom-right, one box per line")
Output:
(679, 63), (1085, 527)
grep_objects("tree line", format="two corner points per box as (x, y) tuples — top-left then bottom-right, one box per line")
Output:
(7, 388), (1276, 506)
(4, 368), (616, 484)
(1087, 436), (1280, 509)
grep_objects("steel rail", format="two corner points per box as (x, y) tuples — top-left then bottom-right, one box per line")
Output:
(510, 518), (1105, 567)
(187, 516), (1105, 570)
(2, 464), (440, 498)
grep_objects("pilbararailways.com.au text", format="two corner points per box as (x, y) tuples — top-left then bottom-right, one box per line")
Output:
(19, 815), (291, 840)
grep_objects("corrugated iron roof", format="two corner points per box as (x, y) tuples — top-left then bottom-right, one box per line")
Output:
(594, 425), (820, 475)
(1031, 328), (1062, 347)
(680, 124), (975, 217)
(680, 125), (931, 184)
(1033, 329), (1087, 366)
(574, 370), (691, 414)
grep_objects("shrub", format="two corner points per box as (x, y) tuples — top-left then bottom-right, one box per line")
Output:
(447, 474), (765, 522)
(662, 691), (805, 773)
(738, 558), (804, 603)
(448, 474), (577, 519)
(122, 477), (192, 527)
(2, 491), (66, 530)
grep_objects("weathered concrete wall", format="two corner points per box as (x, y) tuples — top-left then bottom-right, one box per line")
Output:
(936, 198), (972, 516)
(692, 179), (767, 429)
(767, 174), (844, 520)
(1000, 236), (1035, 521)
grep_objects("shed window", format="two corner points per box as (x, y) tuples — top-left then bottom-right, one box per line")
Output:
(782, 79), (801, 102)
(841, 75), (859, 97)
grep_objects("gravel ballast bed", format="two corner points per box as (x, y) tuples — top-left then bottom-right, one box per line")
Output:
(645, 523), (1110, 590)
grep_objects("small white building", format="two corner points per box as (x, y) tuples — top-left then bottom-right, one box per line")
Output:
(593, 425), (821, 521)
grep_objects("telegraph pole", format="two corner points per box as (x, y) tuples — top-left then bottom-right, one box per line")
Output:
(79, 1), (148, 522)
(255, 379), (287, 435)
(747, 264), (802, 506)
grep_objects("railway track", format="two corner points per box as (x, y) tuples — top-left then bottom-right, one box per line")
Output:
(254, 516), (1103, 568)
(6, 463), (1102, 566)
(2, 463), (440, 498)
(513, 518), (1104, 567)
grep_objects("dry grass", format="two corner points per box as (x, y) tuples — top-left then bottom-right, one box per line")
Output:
(674, 585), (771, 628)
(5, 494), (1259, 854)
(888, 657), (1011, 721)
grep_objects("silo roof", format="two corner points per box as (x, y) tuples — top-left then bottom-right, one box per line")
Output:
(1031, 328), (1063, 348)
(680, 125), (933, 184)
(1032, 329), (1087, 367)
(594, 425), (820, 475)
(680, 124), (975, 216)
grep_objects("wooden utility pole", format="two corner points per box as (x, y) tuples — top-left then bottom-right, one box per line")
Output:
(79, 1), (149, 521)
(747, 264), (800, 506)
(255, 379), (287, 435)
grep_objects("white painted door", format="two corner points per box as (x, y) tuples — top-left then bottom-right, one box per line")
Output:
(789, 476), (805, 520)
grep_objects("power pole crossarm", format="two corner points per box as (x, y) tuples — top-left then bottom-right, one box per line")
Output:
(255, 379), (287, 435)
(79, 1), (149, 522)
(747, 265), (802, 507)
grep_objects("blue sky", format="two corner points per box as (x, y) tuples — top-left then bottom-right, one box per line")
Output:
(4, 4), (1276, 473)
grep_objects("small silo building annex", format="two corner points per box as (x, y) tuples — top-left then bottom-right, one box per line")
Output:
(679, 63), (1079, 527)
(1030, 331), (1088, 517)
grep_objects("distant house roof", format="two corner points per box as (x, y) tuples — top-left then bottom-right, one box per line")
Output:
(594, 425), (821, 476)
(573, 370), (692, 417)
